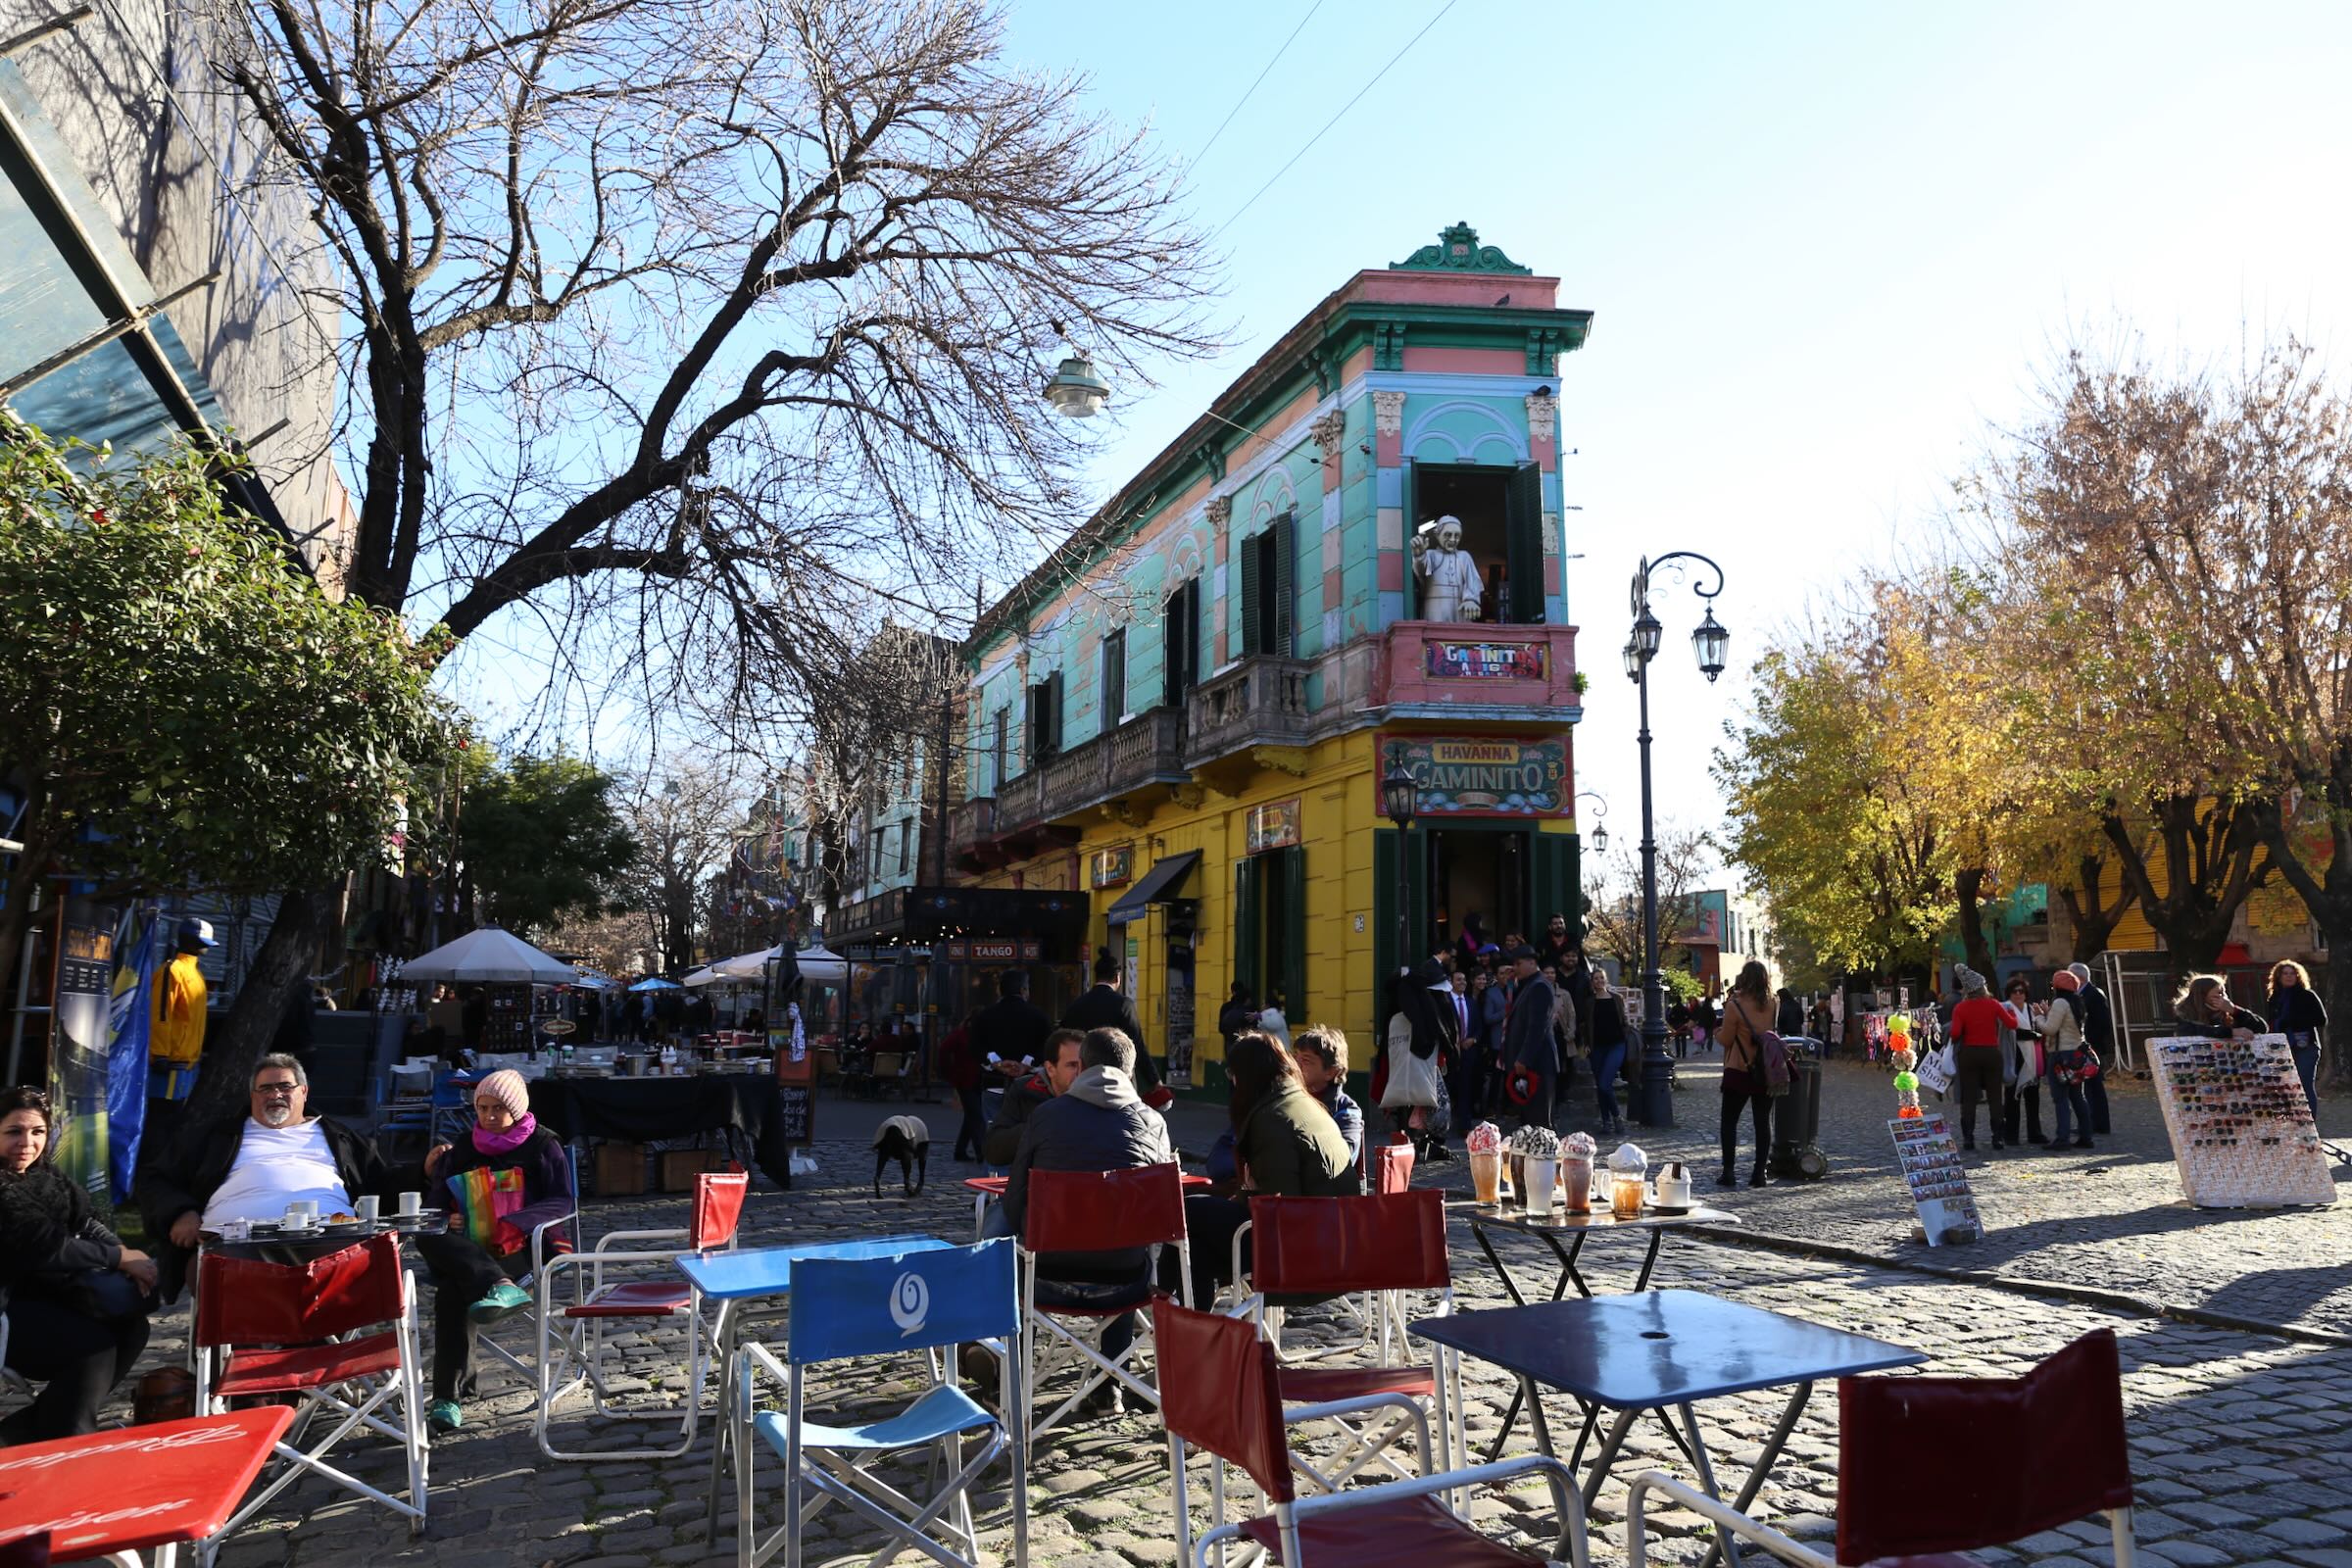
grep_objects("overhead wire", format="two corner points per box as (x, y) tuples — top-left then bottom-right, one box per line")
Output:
(1208, 0), (1463, 242)
(1189, 0), (1328, 169)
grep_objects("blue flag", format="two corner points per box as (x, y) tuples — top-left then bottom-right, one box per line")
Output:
(104, 907), (162, 1201)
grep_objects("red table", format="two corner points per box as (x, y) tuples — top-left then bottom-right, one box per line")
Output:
(963, 1171), (1211, 1239)
(0, 1406), (295, 1566)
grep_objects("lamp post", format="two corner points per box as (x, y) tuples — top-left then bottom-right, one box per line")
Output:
(1382, 750), (1422, 986)
(1625, 553), (1729, 1128)
(1575, 792), (1609, 858)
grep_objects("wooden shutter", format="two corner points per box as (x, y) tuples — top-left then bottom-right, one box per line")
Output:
(1371, 826), (1431, 1040)
(1234, 854), (1261, 1002)
(1532, 831), (1581, 944)
(1239, 532), (1262, 657)
(1163, 592), (1182, 707)
(1506, 461), (1544, 623)
(1271, 510), (1296, 655)
(1102, 630), (1125, 722)
(1279, 843), (1306, 1026)
(1398, 459), (1418, 619)
(1048, 669), (1065, 756)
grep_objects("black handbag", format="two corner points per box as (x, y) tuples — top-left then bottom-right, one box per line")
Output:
(65, 1266), (149, 1322)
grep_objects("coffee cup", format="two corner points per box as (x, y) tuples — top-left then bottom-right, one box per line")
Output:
(398, 1191), (422, 1218)
(282, 1201), (316, 1229)
(356, 1196), (381, 1224)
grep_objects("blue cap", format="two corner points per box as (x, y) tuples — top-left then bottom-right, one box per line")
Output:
(176, 917), (219, 950)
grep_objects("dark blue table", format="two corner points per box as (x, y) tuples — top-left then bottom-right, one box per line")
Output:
(1412, 1290), (1922, 1568)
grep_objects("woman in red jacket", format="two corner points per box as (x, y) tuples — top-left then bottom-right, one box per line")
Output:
(1946, 966), (2011, 1152)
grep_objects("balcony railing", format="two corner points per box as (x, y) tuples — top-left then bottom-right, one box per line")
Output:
(974, 708), (1191, 838)
(1372, 621), (1581, 711)
(1185, 656), (1310, 767)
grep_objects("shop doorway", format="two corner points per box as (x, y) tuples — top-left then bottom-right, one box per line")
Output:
(1430, 826), (1526, 957)
(1234, 847), (1305, 1027)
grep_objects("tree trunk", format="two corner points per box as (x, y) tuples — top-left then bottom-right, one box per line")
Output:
(2099, 792), (2269, 980)
(185, 887), (333, 1126)
(1954, 866), (1995, 977)
(2057, 851), (2135, 962)
(0, 782), (59, 1014)
(2257, 804), (2352, 1090)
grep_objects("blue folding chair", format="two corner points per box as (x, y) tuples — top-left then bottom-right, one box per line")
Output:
(737, 1239), (1028, 1568)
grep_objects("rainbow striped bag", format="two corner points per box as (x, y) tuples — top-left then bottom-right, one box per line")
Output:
(452, 1164), (526, 1253)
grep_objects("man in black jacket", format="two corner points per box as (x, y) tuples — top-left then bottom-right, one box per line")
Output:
(971, 969), (1052, 1082)
(982, 1028), (1083, 1167)
(136, 1053), (398, 1301)
(2068, 962), (2116, 1134)
(1059, 952), (1163, 1096)
(994, 1026), (1172, 1416)
(1500, 946), (1560, 1130)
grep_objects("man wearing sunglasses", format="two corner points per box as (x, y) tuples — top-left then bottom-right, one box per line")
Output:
(135, 1053), (396, 1300)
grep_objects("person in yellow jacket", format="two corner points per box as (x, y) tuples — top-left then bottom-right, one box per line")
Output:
(147, 918), (219, 1148)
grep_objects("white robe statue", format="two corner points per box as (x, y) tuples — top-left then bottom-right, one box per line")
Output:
(1412, 516), (1485, 622)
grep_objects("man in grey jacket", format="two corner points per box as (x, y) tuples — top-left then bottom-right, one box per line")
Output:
(989, 1026), (1173, 1415)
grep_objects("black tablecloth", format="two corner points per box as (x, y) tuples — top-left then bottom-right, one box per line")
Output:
(529, 1073), (794, 1187)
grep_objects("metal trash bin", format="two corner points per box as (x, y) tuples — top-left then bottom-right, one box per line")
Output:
(1771, 1036), (1830, 1180)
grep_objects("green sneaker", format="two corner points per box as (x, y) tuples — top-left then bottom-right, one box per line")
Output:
(466, 1281), (532, 1323)
(426, 1399), (463, 1433)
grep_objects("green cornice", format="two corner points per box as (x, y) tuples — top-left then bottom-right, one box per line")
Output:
(968, 293), (1592, 659)
(1389, 221), (1535, 276)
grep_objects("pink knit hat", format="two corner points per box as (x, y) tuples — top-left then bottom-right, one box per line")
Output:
(476, 1068), (531, 1120)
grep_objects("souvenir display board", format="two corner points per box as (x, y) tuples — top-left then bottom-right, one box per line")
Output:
(1888, 1115), (1982, 1246)
(2145, 1034), (2335, 1208)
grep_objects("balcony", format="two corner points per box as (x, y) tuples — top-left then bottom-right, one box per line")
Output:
(1372, 621), (1581, 715)
(1185, 656), (1310, 769)
(971, 709), (1191, 843)
(947, 797), (998, 873)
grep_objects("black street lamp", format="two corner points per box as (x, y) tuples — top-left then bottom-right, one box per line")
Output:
(1576, 791), (1610, 858)
(1624, 552), (1729, 1129)
(1382, 750), (1421, 982)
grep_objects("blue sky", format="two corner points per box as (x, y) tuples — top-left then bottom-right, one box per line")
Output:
(985, 0), (2352, 878)
(445, 1), (2352, 882)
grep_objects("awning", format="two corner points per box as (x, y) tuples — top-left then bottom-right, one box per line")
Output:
(1105, 851), (1202, 926)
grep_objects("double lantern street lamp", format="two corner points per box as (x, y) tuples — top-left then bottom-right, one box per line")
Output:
(1382, 753), (1422, 987)
(1623, 554), (1730, 1130)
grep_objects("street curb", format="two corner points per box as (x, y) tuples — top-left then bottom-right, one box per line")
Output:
(1678, 1223), (2352, 1351)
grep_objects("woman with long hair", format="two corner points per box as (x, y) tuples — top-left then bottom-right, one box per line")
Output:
(1381, 961), (1454, 1162)
(2266, 960), (2328, 1120)
(2000, 974), (2048, 1147)
(1712, 961), (1777, 1187)
(0, 1087), (159, 1440)
(1177, 1033), (1355, 1303)
(2173, 975), (2265, 1040)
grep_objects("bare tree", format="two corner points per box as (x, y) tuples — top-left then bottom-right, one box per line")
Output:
(1580, 826), (1716, 980)
(616, 760), (757, 975)
(192, 0), (1219, 1088)
(800, 625), (961, 915)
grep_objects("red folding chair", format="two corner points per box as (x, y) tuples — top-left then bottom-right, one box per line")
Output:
(1018, 1164), (1191, 1444)
(191, 1234), (427, 1544)
(1629, 1329), (2136, 1568)
(1153, 1298), (1587, 1568)
(1372, 1142), (1414, 1195)
(537, 1167), (750, 1460)
(1239, 1192), (1463, 1494)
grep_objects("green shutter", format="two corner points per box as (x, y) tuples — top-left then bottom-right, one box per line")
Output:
(1532, 831), (1580, 944)
(1272, 510), (1296, 655)
(1048, 669), (1065, 754)
(1398, 459), (1417, 619)
(1234, 854), (1261, 1002)
(1506, 461), (1544, 623)
(1239, 532), (1262, 657)
(1372, 828), (1396, 1044)
(1280, 843), (1306, 1026)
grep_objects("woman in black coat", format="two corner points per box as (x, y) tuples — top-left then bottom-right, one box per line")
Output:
(0, 1087), (159, 1441)
(2267, 960), (2328, 1120)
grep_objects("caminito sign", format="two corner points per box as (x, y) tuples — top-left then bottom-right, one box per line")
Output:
(1380, 735), (1569, 816)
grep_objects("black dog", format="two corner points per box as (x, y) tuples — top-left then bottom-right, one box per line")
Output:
(872, 1114), (930, 1197)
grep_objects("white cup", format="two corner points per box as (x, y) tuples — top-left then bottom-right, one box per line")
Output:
(1522, 1157), (1560, 1213)
(284, 1200), (317, 1228)
(356, 1196), (381, 1224)
(398, 1191), (422, 1217)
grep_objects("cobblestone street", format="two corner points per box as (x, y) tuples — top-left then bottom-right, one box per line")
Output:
(147, 1063), (2352, 1568)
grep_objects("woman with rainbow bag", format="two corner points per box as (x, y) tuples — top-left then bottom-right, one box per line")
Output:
(416, 1068), (572, 1434)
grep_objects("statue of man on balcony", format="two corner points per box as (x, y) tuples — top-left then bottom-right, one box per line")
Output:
(1412, 515), (1485, 622)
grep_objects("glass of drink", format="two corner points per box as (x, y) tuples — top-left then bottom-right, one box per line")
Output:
(1469, 1151), (1501, 1204)
(1611, 1173), (1645, 1218)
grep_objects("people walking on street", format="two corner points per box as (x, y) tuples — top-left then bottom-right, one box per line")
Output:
(1381, 960), (1454, 1162)
(2266, 959), (2328, 1120)
(1946, 965), (2009, 1152)
(939, 1013), (985, 1162)
(1060, 950), (1162, 1097)
(1713, 961), (1777, 1188)
(1775, 987), (1805, 1040)
(1587, 975), (1631, 1136)
(2044, 970), (2097, 1150)
(2067, 962), (2117, 1134)
(1499, 946), (1561, 1133)
(1217, 983), (1256, 1053)
(2000, 975), (2048, 1147)
(1691, 992), (1718, 1054)
(973, 968), (1052, 1081)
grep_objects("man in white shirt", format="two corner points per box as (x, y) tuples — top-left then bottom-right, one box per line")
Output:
(138, 1054), (394, 1299)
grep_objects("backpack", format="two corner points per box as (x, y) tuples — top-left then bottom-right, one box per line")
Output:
(1757, 1028), (1792, 1096)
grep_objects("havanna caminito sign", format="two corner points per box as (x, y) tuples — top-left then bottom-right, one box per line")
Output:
(1378, 735), (1568, 816)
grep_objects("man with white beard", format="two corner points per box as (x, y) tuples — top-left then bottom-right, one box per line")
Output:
(137, 1053), (396, 1300)
(1411, 515), (1486, 622)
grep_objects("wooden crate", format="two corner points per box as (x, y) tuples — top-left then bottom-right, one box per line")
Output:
(659, 1148), (720, 1193)
(595, 1141), (648, 1198)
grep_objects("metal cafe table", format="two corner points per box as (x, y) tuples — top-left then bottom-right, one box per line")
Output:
(0, 1406), (296, 1567)
(675, 1234), (956, 1547)
(1411, 1291), (1922, 1568)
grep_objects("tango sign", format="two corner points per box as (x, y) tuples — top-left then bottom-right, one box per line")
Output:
(1380, 735), (1568, 816)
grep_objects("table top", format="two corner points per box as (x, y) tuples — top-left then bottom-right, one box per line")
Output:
(202, 1213), (448, 1248)
(1410, 1290), (1924, 1408)
(962, 1173), (1213, 1197)
(675, 1233), (951, 1299)
(1458, 1200), (1740, 1237)
(0, 1406), (294, 1558)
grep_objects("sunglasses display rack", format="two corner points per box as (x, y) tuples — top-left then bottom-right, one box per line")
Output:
(2146, 1033), (2334, 1208)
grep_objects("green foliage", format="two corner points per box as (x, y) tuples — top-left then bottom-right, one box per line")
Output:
(0, 420), (442, 898)
(461, 751), (639, 937)
(1659, 969), (1703, 1004)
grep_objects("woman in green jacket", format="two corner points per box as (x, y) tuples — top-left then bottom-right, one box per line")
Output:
(1174, 1033), (1357, 1304)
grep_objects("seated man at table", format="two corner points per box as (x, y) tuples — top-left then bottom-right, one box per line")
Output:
(981, 1026), (1173, 1417)
(981, 1027), (1082, 1169)
(1292, 1025), (1363, 1166)
(137, 1053), (395, 1301)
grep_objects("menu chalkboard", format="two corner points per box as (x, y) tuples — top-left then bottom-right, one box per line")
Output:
(777, 1084), (813, 1148)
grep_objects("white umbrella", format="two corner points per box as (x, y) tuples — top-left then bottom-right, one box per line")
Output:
(709, 948), (773, 981)
(396, 927), (578, 986)
(681, 965), (727, 989)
